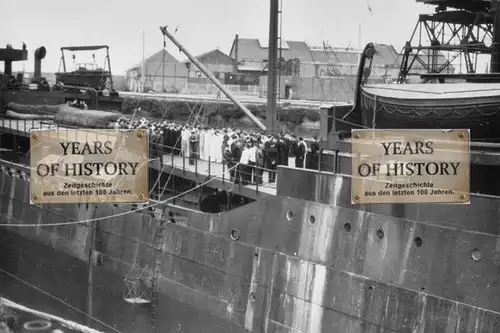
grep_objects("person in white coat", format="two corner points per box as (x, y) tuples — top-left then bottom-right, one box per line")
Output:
(181, 127), (190, 157)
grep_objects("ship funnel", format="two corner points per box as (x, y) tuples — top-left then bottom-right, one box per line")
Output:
(34, 46), (46, 78)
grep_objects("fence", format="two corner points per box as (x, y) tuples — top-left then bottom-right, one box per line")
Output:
(179, 83), (263, 97)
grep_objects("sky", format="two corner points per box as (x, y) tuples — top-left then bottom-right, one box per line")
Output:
(3, 0), (429, 75)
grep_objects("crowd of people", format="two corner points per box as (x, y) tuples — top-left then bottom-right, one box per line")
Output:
(114, 117), (320, 185)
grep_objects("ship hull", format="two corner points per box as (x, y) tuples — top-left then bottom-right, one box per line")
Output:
(360, 83), (500, 139)
(1, 157), (500, 332)
(0, 90), (123, 114)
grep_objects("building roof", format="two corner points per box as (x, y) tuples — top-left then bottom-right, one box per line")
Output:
(229, 37), (401, 67)
(127, 48), (179, 72)
(181, 49), (234, 64)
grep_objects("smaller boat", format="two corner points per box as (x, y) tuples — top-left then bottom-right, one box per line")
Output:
(352, 43), (500, 140)
(360, 82), (500, 137)
(55, 45), (115, 93)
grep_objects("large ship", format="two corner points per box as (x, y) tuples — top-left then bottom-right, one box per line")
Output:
(1, 1), (500, 333)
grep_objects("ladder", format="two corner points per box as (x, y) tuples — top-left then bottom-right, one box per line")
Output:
(150, 217), (167, 331)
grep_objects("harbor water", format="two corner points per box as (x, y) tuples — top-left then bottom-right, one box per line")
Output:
(0, 229), (244, 333)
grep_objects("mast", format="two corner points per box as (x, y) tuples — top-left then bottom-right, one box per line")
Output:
(141, 30), (145, 92)
(266, 0), (280, 135)
(491, 0), (500, 73)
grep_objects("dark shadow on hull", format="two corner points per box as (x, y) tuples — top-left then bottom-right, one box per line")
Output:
(0, 230), (245, 333)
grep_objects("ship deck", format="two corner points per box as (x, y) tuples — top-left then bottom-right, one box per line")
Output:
(0, 118), (278, 199)
(150, 154), (278, 200)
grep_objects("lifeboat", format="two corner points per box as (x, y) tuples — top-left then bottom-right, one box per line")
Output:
(359, 83), (500, 139)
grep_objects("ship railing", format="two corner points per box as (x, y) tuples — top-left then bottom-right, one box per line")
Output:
(0, 117), (60, 134)
(149, 142), (279, 195)
(0, 116), (116, 135)
(1, 152), (500, 202)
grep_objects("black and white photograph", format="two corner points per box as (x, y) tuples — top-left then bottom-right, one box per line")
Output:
(0, 0), (499, 332)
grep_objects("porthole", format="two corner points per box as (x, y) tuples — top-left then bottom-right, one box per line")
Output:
(286, 210), (294, 221)
(376, 229), (384, 239)
(230, 229), (240, 241)
(472, 249), (482, 261)
(344, 223), (351, 232)
(308, 215), (316, 225)
(414, 237), (423, 247)
(23, 320), (52, 331)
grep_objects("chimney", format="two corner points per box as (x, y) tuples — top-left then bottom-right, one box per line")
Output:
(34, 46), (46, 78)
(234, 34), (239, 72)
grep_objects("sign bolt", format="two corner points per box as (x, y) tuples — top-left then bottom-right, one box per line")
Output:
(31, 133), (38, 140)
(354, 195), (360, 201)
(458, 132), (465, 139)
(139, 193), (146, 200)
(32, 193), (39, 201)
(137, 131), (144, 138)
(460, 193), (467, 200)
(353, 133), (360, 139)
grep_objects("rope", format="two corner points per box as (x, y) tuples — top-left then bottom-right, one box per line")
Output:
(0, 268), (123, 333)
(361, 93), (500, 117)
(0, 163), (239, 228)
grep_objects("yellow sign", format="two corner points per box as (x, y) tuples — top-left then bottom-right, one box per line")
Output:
(30, 129), (149, 204)
(351, 129), (470, 204)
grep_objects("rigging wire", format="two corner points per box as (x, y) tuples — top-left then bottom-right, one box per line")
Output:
(306, 46), (327, 101)
(0, 163), (239, 228)
(156, 104), (208, 199)
(321, 41), (353, 102)
(141, 96), (177, 197)
(0, 267), (124, 333)
(148, 99), (202, 198)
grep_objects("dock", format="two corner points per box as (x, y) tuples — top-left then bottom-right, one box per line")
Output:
(120, 91), (342, 109)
